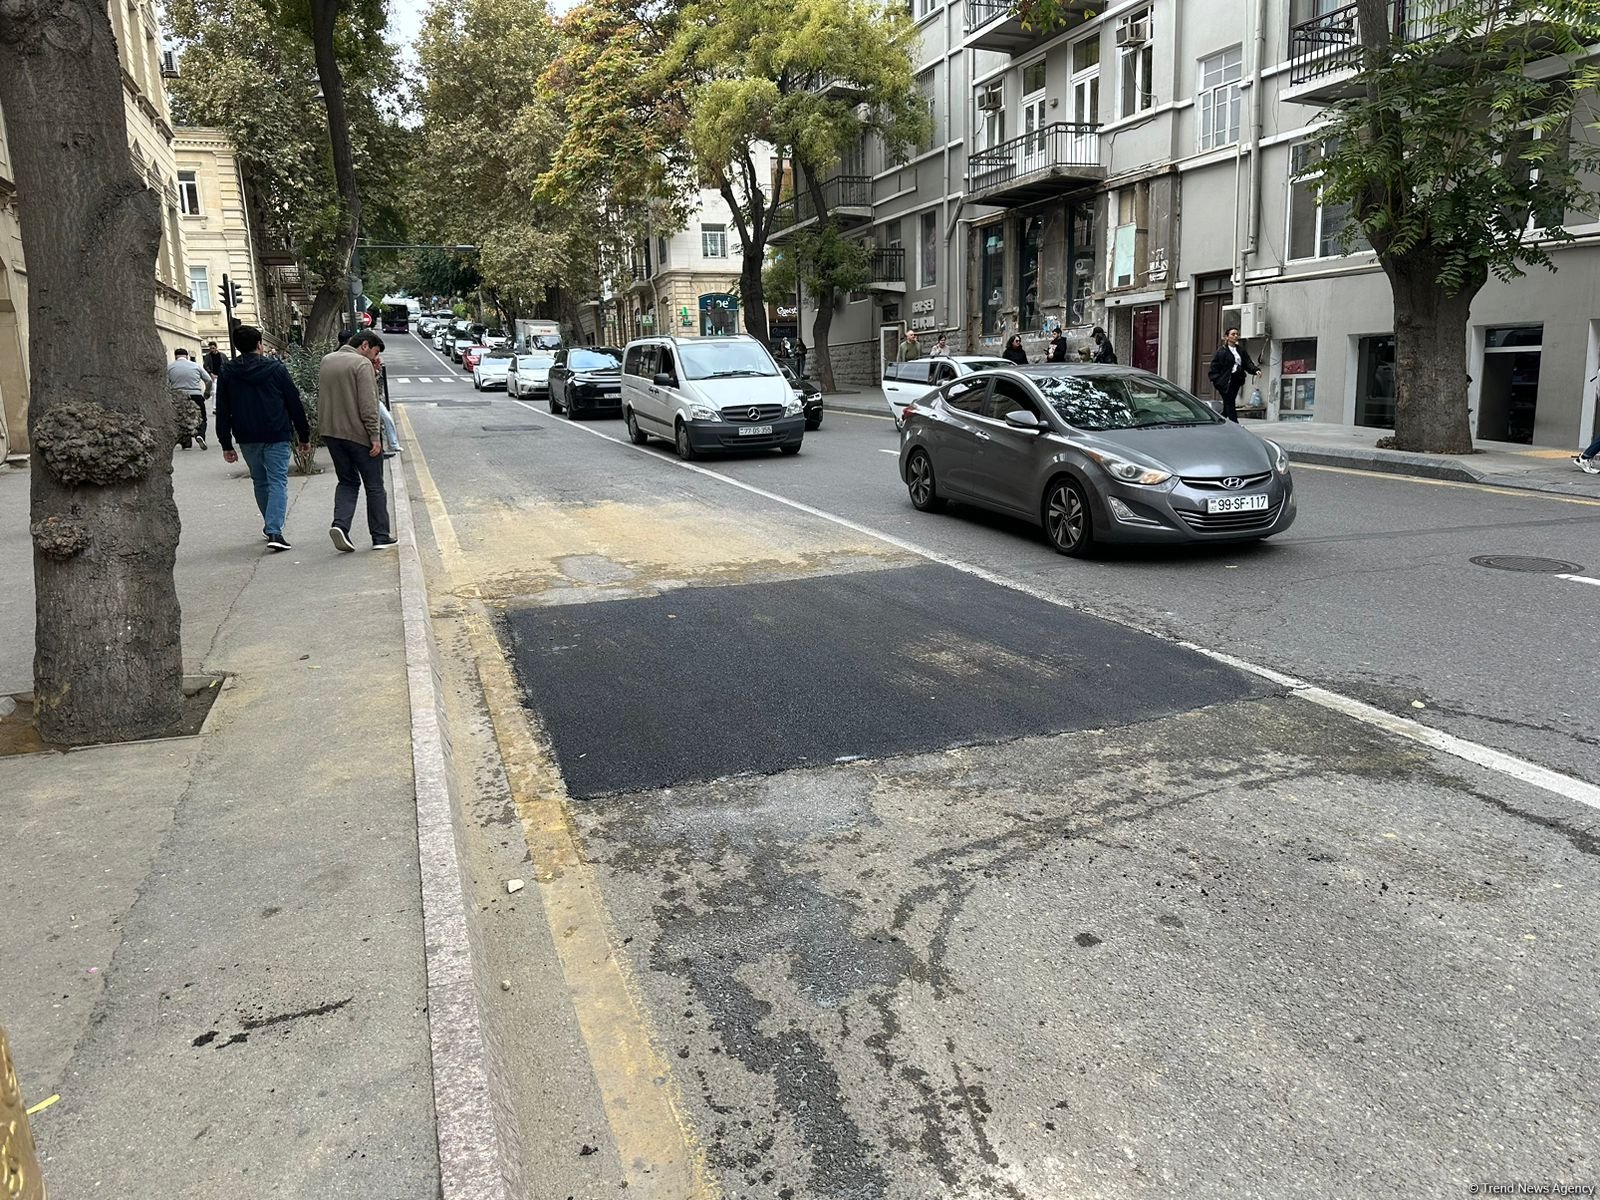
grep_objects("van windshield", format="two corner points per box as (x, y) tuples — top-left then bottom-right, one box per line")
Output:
(678, 340), (778, 380)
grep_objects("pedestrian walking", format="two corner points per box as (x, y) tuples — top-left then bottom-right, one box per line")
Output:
(932, 334), (950, 358)
(1573, 376), (1600, 472)
(1047, 328), (1069, 363)
(317, 331), (396, 551)
(203, 340), (226, 378)
(1091, 327), (1117, 364)
(898, 328), (923, 363)
(1001, 334), (1028, 366)
(216, 323), (311, 552)
(166, 348), (213, 450)
(794, 339), (808, 379)
(1206, 325), (1259, 421)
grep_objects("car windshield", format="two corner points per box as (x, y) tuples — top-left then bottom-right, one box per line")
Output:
(678, 340), (777, 380)
(962, 358), (1014, 372)
(1035, 373), (1221, 431)
(485, 350), (512, 360)
(569, 349), (621, 371)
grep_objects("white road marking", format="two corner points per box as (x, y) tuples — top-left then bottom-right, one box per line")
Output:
(417, 336), (460, 374)
(878, 449), (898, 455)
(397, 377), (412, 384)
(837, 409), (895, 422)
(1556, 573), (1600, 588)
(506, 397), (1600, 815)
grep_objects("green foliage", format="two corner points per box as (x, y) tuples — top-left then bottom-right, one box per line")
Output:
(763, 228), (871, 298)
(402, 249), (481, 303)
(1313, 0), (1600, 294)
(285, 339), (335, 473)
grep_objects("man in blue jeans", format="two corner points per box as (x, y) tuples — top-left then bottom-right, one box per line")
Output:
(216, 324), (311, 552)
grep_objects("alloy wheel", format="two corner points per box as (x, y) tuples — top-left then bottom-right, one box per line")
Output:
(1045, 480), (1089, 555)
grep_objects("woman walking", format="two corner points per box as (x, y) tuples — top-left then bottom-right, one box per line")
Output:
(1002, 334), (1028, 365)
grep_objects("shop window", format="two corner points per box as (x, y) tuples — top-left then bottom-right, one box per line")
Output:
(981, 226), (1005, 335)
(1355, 334), (1395, 429)
(1018, 216), (1042, 332)
(1280, 338), (1317, 412)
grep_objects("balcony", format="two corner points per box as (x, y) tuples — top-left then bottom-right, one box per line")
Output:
(967, 123), (1103, 207)
(868, 246), (905, 292)
(768, 175), (873, 242)
(965, 0), (1095, 55)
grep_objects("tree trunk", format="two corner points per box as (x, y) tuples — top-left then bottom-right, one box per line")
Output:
(0, 0), (185, 744)
(1384, 251), (1480, 453)
(802, 170), (838, 393)
(738, 238), (769, 345)
(305, 284), (345, 344)
(308, 0), (361, 330)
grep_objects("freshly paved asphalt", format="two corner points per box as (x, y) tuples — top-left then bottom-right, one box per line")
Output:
(389, 331), (1600, 1198)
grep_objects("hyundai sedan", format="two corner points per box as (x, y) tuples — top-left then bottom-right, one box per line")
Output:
(898, 365), (1295, 556)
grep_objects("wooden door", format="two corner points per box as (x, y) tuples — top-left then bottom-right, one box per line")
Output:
(1191, 273), (1231, 401)
(1132, 304), (1160, 372)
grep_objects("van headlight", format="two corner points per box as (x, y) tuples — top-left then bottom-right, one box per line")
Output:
(1265, 438), (1290, 474)
(783, 397), (802, 417)
(689, 403), (720, 422)
(1085, 448), (1172, 486)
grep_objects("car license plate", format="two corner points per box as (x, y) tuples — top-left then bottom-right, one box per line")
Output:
(737, 425), (773, 436)
(1206, 493), (1269, 514)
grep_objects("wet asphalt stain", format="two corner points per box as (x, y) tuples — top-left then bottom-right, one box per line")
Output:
(192, 996), (354, 1050)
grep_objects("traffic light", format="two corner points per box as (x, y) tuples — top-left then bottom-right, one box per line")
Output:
(227, 279), (243, 309)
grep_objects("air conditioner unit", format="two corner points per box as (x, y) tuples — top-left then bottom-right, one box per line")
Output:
(160, 48), (179, 77)
(977, 86), (1002, 112)
(1222, 302), (1269, 340)
(1116, 18), (1151, 47)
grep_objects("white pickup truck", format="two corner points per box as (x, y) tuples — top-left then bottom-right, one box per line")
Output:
(881, 355), (1014, 427)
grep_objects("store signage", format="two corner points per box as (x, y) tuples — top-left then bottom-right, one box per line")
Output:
(911, 298), (935, 314)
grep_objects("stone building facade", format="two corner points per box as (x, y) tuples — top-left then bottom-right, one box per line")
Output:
(174, 127), (271, 349)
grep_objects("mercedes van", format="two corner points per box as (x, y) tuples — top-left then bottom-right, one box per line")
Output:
(620, 335), (804, 459)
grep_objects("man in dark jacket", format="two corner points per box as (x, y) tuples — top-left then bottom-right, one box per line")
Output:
(1207, 325), (1259, 422)
(203, 340), (226, 379)
(216, 324), (311, 552)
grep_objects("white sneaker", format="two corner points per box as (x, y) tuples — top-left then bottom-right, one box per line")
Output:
(328, 526), (355, 553)
(1582, 458), (1600, 476)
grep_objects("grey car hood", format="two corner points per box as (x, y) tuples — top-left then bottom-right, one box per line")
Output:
(1083, 422), (1276, 477)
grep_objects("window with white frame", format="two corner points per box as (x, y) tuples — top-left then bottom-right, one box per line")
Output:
(701, 223), (727, 258)
(919, 209), (938, 289)
(915, 0), (938, 17)
(918, 70), (937, 151)
(177, 170), (200, 216)
(1288, 139), (1369, 259)
(1197, 46), (1243, 151)
(1118, 8), (1154, 120)
(188, 264), (212, 309)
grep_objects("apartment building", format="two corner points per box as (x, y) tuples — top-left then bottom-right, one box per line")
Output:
(174, 128), (273, 349)
(784, 0), (1600, 450)
(0, 0), (199, 457)
(620, 176), (759, 344)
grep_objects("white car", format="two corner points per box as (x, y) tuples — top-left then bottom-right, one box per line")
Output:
(473, 349), (513, 390)
(507, 352), (555, 399)
(882, 354), (1013, 428)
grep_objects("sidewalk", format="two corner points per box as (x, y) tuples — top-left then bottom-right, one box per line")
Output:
(0, 453), (441, 1195)
(819, 390), (1597, 498)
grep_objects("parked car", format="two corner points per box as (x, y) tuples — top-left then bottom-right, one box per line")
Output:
(507, 352), (555, 399)
(621, 335), (803, 459)
(462, 344), (489, 373)
(899, 364), (1295, 556)
(547, 346), (625, 418)
(482, 328), (509, 350)
(882, 355), (1014, 427)
(473, 348), (514, 390)
(450, 335), (475, 363)
(778, 363), (824, 430)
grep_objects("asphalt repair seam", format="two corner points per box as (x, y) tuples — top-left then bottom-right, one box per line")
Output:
(508, 396), (1600, 815)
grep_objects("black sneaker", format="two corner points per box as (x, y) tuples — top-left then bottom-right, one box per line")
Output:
(265, 535), (291, 552)
(371, 536), (399, 549)
(329, 526), (355, 553)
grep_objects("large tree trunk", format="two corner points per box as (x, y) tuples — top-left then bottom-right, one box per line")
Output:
(305, 284), (345, 344)
(0, 0), (185, 744)
(738, 239), (769, 344)
(309, 0), (361, 330)
(810, 283), (838, 393)
(1384, 251), (1480, 453)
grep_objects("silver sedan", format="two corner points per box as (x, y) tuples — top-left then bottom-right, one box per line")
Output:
(898, 365), (1296, 556)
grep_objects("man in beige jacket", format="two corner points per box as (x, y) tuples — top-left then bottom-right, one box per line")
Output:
(317, 331), (396, 551)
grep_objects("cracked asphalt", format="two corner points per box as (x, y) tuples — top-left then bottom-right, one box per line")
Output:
(388, 332), (1600, 1199)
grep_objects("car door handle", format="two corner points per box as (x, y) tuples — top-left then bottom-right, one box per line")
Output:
(648, 386), (660, 393)
(972, 429), (991, 441)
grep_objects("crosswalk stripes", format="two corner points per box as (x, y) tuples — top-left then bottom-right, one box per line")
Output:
(394, 376), (471, 385)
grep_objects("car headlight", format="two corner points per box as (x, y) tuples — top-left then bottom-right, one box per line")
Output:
(783, 397), (802, 417)
(1265, 438), (1290, 474)
(689, 403), (720, 421)
(1085, 448), (1172, 486)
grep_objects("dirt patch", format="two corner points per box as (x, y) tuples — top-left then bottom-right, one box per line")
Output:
(0, 674), (225, 757)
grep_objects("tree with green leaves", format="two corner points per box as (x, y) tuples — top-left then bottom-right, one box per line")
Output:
(1311, 0), (1600, 452)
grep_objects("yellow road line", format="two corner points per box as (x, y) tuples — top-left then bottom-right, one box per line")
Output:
(1294, 461), (1600, 506)
(397, 407), (718, 1199)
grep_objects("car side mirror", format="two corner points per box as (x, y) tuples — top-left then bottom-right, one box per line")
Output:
(653, 371), (675, 388)
(1004, 410), (1046, 433)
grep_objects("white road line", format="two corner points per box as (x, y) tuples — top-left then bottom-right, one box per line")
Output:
(398, 377), (412, 384)
(1557, 573), (1600, 588)
(505, 397), (1600, 815)
(877, 449), (898, 455)
(837, 409), (895, 422)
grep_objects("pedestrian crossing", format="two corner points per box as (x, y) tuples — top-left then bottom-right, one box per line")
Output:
(393, 376), (472, 385)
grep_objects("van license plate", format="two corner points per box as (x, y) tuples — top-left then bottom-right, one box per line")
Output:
(1206, 494), (1269, 514)
(737, 425), (773, 436)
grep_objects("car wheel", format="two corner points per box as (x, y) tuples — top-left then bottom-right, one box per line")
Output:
(1043, 477), (1093, 557)
(906, 449), (944, 513)
(675, 421), (698, 461)
(567, 401), (580, 420)
(625, 409), (649, 445)
(805, 414), (822, 431)
(548, 394), (560, 414)
(473, 378), (480, 390)
(781, 443), (801, 456)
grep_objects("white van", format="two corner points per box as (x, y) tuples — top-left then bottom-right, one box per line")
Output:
(620, 335), (804, 459)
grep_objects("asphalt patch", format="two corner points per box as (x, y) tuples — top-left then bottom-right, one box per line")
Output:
(501, 563), (1273, 798)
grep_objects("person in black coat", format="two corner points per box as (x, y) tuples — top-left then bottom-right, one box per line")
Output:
(1206, 324), (1259, 421)
(1091, 327), (1117, 364)
(1046, 329), (1069, 363)
(1001, 334), (1028, 365)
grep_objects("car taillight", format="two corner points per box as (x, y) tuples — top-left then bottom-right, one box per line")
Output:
(901, 405), (917, 424)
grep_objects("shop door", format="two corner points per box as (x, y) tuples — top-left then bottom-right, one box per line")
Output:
(1191, 273), (1231, 401)
(1479, 325), (1542, 444)
(1131, 304), (1160, 372)
(1356, 335), (1396, 429)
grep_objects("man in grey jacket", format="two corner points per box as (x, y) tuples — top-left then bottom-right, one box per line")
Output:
(316, 331), (395, 551)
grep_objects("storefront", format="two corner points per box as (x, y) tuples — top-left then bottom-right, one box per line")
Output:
(699, 293), (739, 337)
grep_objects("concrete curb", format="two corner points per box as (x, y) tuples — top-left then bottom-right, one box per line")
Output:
(390, 457), (508, 1200)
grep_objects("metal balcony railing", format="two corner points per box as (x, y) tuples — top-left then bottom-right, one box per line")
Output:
(770, 174), (873, 233)
(870, 246), (904, 284)
(966, 0), (1016, 32)
(967, 123), (1100, 195)
(1289, 1), (1461, 85)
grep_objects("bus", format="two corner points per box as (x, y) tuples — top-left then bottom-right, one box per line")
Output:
(380, 304), (411, 334)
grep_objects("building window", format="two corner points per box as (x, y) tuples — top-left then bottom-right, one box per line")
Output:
(915, 0), (938, 17)
(1118, 8), (1154, 119)
(1067, 203), (1095, 324)
(980, 225), (1005, 335)
(1288, 140), (1369, 259)
(188, 264), (212, 310)
(701, 223), (727, 258)
(1197, 46), (1243, 151)
(656, 235), (669, 268)
(178, 170), (200, 216)
(1018, 215), (1042, 332)
(918, 70), (937, 151)
(1280, 338), (1317, 412)
(919, 210), (938, 289)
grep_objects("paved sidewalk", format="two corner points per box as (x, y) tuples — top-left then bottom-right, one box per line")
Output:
(0, 451), (440, 1195)
(818, 390), (1598, 498)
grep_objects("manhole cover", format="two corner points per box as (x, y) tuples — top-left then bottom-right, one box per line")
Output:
(1470, 555), (1582, 574)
